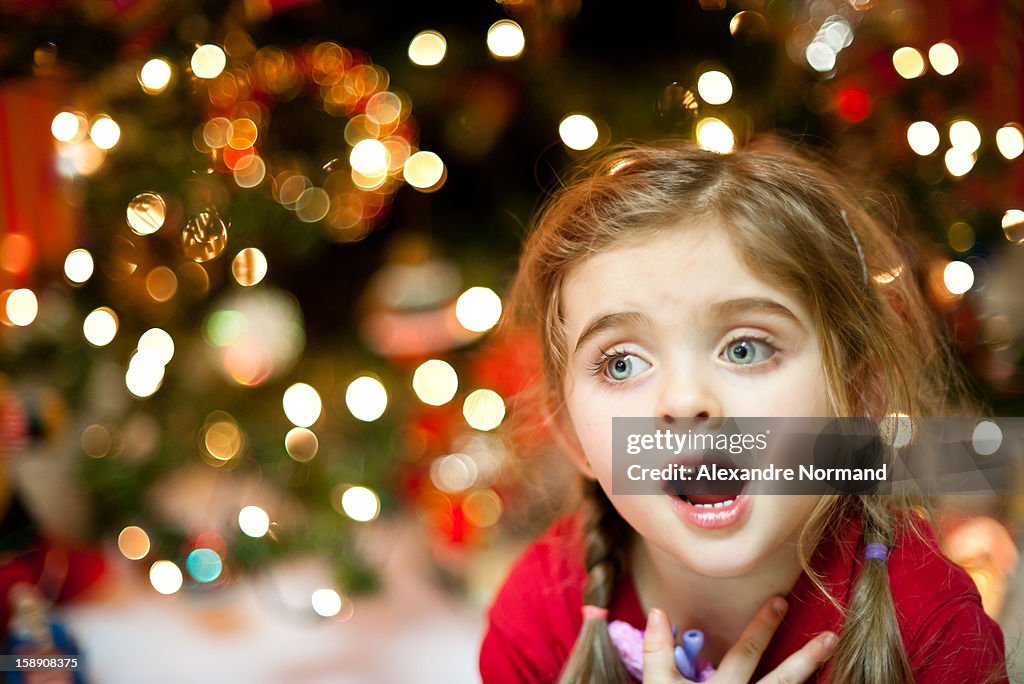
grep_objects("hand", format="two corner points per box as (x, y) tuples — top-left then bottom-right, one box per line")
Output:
(641, 597), (837, 683)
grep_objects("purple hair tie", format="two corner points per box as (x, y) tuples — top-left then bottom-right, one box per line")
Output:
(864, 542), (889, 562)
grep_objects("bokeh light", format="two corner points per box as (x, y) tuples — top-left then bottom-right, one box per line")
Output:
(186, 548), (223, 583)
(231, 248), (268, 286)
(191, 44), (227, 79)
(350, 139), (389, 176)
(928, 42), (959, 76)
(949, 120), (981, 153)
(463, 389), (506, 431)
(0, 234), (33, 274)
(285, 427), (319, 462)
(125, 349), (165, 398)
(403, 151), (445, 190)
(949, 222), (975, 253)
(149, 560), (183, 595)
(487, 20), (525, 60)
(972, 420), (1002, 456)
(430, 453), (477, 493)
(892, 47), (926, 79)
(118, 526), (151, 560)
(182, 211), (228, 262)
(944, 147), (976, 177)
(311, 588), (342, 617)
(558, 114), (599, 151)
(146, 267), (178, 302)
(412, 359), (458, 406)
(81, 424), (113, 458)
(126, 192), (167, 236)
(805, 41), (837, 73)
(907, 121), (940, 155)
(340, 486), (380, 522)
(282, 383), (322, 427)
(696, 70), (733, 105)
(996, 124), (1023, 160)
(201, 415), (243, 462)
(1003, 210), (1024, 243)
(345, 376), (388, 422)
(464, 489), (503, 527)
(138, 328), (174, 365)
(5, 289), (37, 326)
(455, 286), (502, 332)
(51, 111), (80, 142)
(695, 117), (735, 154)
(409, 30), (446, 66)
(64, 249), (94, 284)
(943, 260), (974, 295)
(139, 58), (172, 93)
(238, 505), (270, 537)
(90, 116), (120, 150)
(83, 307), (118, 346)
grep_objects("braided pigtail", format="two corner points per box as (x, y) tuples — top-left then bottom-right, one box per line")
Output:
(557, 479), (633, 684)
(825, 501), (913, 683)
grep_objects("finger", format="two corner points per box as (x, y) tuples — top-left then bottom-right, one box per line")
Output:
(757, 631), (838, 684)
(714, 597), (789, 680)
(642, 608), (690, 684)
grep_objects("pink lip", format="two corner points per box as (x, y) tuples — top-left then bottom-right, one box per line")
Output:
(667, 492), (753, 530)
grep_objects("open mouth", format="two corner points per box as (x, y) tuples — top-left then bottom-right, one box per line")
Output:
(661, 450), (750, 508)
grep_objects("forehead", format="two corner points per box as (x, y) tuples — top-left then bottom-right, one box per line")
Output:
(560, 222), (809, 332)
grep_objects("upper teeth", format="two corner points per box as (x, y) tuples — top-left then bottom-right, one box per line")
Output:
(693, 499), (735, 509)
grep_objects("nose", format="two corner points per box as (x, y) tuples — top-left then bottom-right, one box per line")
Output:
(654, 361), (722, 427)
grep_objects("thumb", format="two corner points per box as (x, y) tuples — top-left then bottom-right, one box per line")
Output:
(643, 608), (686, 683)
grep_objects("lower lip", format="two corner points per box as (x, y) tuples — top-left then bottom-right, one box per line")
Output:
(667, 493), (752, 530)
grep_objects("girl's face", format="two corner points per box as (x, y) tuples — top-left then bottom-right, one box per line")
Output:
(560, 222), (830, 577)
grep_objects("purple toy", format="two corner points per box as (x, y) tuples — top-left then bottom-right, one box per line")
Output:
(608, 619), (716, 682)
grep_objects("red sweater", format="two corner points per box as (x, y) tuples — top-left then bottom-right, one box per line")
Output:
(479, 511), (1009, 683)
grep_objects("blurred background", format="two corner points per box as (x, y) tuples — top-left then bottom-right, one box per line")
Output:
(0, 0), (1023, 681)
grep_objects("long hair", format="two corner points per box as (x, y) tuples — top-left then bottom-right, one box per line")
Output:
(503, 137), (989, 684)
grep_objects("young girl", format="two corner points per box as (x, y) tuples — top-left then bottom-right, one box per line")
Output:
(479, 138), (1011, 683)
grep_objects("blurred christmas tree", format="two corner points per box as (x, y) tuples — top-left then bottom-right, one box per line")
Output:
(0, 0), (1021, 618)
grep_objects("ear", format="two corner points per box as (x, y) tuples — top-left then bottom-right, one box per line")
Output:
(545, 401), (597, 481)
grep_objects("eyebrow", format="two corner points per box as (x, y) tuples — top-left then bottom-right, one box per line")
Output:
(572, 298), (804, 356)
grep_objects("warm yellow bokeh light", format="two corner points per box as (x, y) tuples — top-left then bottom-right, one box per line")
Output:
(345, 376), (388, 422)
(949, 120), (980, 153)
(409, 30), (447, 67)
(138, 328), (174, 365)
(6, 288), (37, 327)
(139, 58), (172, 93)
(907, 121), (940, 155)
(191, 44), (227, 79)
(238, 505), (270, 537)
(463, 389), (506, 431)
(126, 192), (166, 236)
(118, 526), (151, 560)
(231, 248), (268, 286)
(487, 20), (525, 60)
(83, 307), (118, 347)
(341, 486), (380, 522)
(892, 47), (925, 79)
(311, 588), (342, 617)
(282, 383), (322, 427)
(403, 151), (445, 189)
(350, 139), (390, 176)
(149, 560), (183, 595)
(943, 260), (974, 295)
(455, 286), (502, 332)
(697, 70), (733, 105)
(558, 114), (599, 151)
(996, 124), (1023, 160)
(695, 117), (735, 154)
(90, 116), (121, 150)
(928, 42), (959, 76)
(412, 359), (458, 406)
(64, 248), (94, 284)
(944, 147), (976, 177)
(284, 427), (319, 462)
(51, 111), (80, 142)
(126, 350), (165, 398)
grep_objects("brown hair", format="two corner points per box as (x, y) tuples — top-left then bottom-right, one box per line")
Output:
(503, 137), (992, 683)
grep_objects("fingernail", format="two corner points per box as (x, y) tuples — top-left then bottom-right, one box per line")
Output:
(822, 633), (837, 652)
(647, 608), (662, 628)
(772, 597), (787, 617)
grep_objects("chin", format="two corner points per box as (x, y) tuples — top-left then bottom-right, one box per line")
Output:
(673, 547), (763, 578)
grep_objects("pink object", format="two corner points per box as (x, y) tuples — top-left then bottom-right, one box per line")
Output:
(608, 620), (645, 680)
(581, 605), (608, 621)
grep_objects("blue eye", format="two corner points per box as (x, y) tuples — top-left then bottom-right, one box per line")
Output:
(605, 353), (651, 381)
(724, 338), (774, 365)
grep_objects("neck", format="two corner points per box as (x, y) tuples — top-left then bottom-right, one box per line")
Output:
(629, 534), (809, 665)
